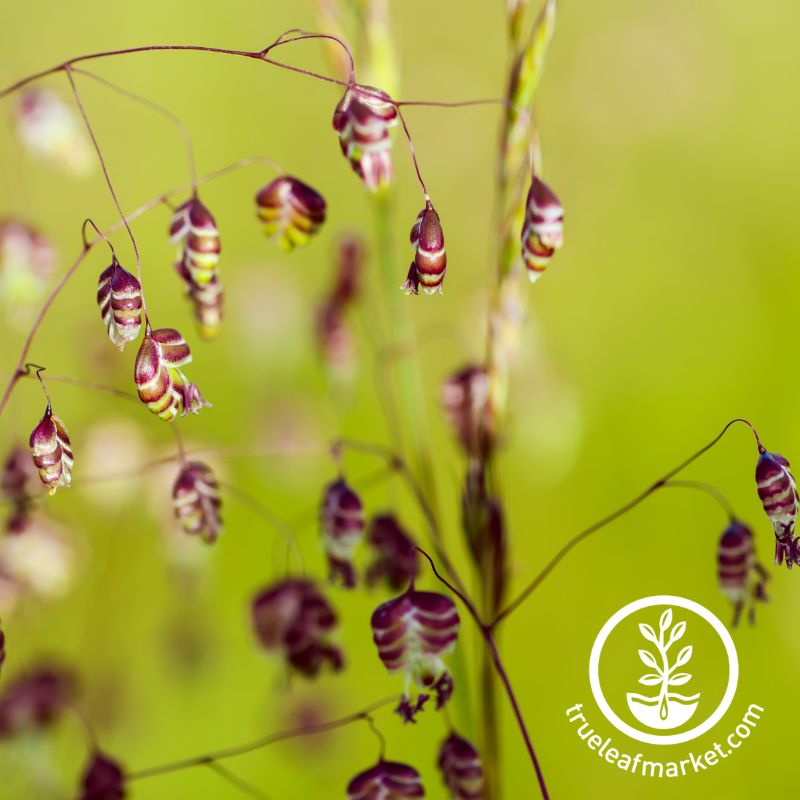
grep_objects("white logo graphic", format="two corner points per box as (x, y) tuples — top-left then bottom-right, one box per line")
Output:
(589, 595), (738, 746)
(626, 607), (700, 730)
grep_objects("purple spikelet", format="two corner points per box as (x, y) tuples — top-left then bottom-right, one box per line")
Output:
(438, 733), (485, 800)
(371, 588), (460, 722)
(347, 760), (425, 798)
(321, 478), (365, 587)
(251, 579), (344, 677)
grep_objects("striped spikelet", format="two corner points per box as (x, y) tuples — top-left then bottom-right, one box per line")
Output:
(717, 521), (768, 625)
(134, 328), (209, 421)
(321, 479), (365, 588)
(172, 461), (222, 544)
(755, 450), (800, 568)
(438, 733), (485, 800)
(347, 761), (425, 799)
(256, 176), (326, 251)
(521, 174), (563, 282)
(333, 85), (398, 192)
(174, 259), (223, 341)
(371, 588), (459, 721)
(96, 257), (142, 350)
(403, 203), (447, 295)
(169, 198), (221, 287)
(29, 405), (73, 494)
(251, 579), (343, 677)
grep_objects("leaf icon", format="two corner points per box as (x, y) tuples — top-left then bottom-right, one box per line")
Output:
(674, 645), (692, 668)
(638, 673), (662, 686)
(668, 621), (687, 646)
(659, 608), (673, 632)
(638, 623), (658, 645)
(668, 673), (692, 686)
(638, 649), (660, 670)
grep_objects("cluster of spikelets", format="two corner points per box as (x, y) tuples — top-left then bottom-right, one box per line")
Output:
(10, 62), (569, 509)
(346, 734), (484, 799)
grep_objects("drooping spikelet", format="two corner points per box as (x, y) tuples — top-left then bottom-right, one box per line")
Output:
(29, 406), (73, 494)
(315, 237), (364, 376)
(755, 450), (800, 568)
(437, 733), (485, 800)
(0, 666), (75, 738)
(717, 520), (768, 626)
(321, 478), (365, 588)
(13, 89), (93, 175)
(134, 328), (209, 421)
(366, 514), (418, 591)
(521, 174), (564, 282)
(78, 752), (126, 800)
(442, 366), (494, 459)
(0, 219), (56, 312)
(256, 176), (327, 251)
(251, 579), (343, 677)
(96, 257), (143, 350)
(347, 761), (425, 799)
(2, 446), (34, 533)
(371, 588), (460, 722)
(174, 260), (223, 340)
(333, 85), (398, 192)
(403, 203), (447, 295)
(169, 198), (221, 287)
(172, 461), (222, 544)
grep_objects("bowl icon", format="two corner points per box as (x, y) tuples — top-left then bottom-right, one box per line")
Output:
(626, 692), (700, 730)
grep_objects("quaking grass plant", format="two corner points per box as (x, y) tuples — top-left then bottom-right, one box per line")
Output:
(0, 1), (795, 798)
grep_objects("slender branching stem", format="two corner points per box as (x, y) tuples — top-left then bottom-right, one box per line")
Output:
(219, 480), (305, 574)
(492, 418), (763, 627)
(416, 547), (549, 799)
(395, 107), (429, 200)
(20, 370), (138, 403)
(206, 761), (270, 800)
(663, 479), (737, 522)
(71, 67), (198, 189)
(125, 696), (399, 782)
(65, 68), (148, 322)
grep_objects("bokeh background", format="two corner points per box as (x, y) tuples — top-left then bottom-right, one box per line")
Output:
(0, 0), (797, 797)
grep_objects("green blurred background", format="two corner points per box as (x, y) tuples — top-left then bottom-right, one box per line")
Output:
(0, 0), (797, 797)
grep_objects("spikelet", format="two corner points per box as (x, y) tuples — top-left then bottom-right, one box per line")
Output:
(134, 328), (209, 421)
(755, 450), (800, 567)
(2, 446), (34, 533)
(333, 85), (398, 192)
(347, 761), (425, 799)
(251, 579), (343, 677)
(13, 89), (93, 175)
(438, 733), (485, 800)
(717, 521), (768, 626)
(366, 514), (418, 591)
(321, 479), (365, 587)
(521, 174), (564, 282)
(0, 219), (56, 313)
(29, 406), (73, 494)
(96, 257), (142, 350)
(174, 259), (223, 341)
(169, 198), (220, 286)
(403, 203), (447, 295)
(442, 366), (494, 459)
(371, 588), (460, 721)
(0, 666), (75, 738)
(256, 176), (326, 251)
(78, 752), (126, 800)
(172, 461), (222, 544)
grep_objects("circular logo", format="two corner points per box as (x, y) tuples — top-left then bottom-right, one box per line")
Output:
(589, 595), (738, 745)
